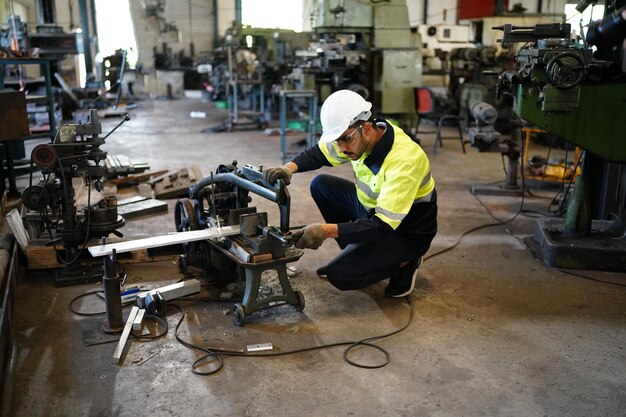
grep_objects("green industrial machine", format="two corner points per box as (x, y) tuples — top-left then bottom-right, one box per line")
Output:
(292, 0), (421, 123)
(494, 0), (626, 271)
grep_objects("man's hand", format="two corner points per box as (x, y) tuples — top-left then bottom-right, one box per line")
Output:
(262, 166), (292, 185)
(292, 224), (327, 250)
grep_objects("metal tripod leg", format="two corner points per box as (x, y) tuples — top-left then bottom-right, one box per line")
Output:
(232, 263), (303, 325)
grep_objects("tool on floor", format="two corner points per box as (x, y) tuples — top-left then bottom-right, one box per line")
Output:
(140, 291), (165, 316)
(135, 279), (202, 312)
(109, 280), (201, 364)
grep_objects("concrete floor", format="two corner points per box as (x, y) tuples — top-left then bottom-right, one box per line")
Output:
(10, 98), (626, 417)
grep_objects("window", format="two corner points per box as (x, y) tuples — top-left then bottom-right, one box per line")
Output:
(241, 0), (303, 32)
(564, 3), (605, 38)
(94, 0), (138, 68)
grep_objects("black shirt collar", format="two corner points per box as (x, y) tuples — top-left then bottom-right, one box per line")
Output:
(364, 118), (394, 175)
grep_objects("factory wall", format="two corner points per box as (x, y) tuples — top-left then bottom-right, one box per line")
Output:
(129, 0), (237, 73)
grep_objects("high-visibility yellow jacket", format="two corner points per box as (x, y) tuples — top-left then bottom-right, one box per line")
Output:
(292, 118), (437, 246)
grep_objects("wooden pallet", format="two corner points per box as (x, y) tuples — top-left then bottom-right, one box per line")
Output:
(24, 243), (179, 270)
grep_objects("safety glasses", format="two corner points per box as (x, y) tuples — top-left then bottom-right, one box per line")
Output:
(335, 124), (363, 147)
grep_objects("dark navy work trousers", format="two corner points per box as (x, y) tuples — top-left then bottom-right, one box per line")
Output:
(310, 174), (435, 291)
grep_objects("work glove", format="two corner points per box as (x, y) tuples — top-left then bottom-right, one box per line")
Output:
(262, 166), (292, 186)
(292, 223), (327, 250)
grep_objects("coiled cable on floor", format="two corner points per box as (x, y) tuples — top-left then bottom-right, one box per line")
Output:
(68, 290), (136, 316)
(171, 297), (414, 375)
(68, 290), (111, 316)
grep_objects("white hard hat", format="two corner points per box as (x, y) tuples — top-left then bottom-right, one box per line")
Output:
(319, 90), (372, 143)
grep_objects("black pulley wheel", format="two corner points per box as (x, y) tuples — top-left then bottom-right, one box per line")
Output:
(174, 198), (200, 232)
(31, 144), (57, 168)
(21, 185), (50, 211)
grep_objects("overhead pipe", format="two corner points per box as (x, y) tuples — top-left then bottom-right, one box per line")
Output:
(213, 0), (219, 49)
(494, 0), (506, 16)
(189, 172), (291, 232)
(235, 0), (242, 25)
(78, 0), (94, 80)
(89, 0), (99, 59)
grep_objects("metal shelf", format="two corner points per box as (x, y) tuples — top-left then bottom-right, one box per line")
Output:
(0, 58), (57, 196)
(0, 58), (56, 137)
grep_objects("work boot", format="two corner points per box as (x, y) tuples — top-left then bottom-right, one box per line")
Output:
(385, 257), (422, 298)
(316, 266), (328, 279)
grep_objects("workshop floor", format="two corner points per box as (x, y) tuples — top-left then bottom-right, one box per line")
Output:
(10, 97), (626, 417)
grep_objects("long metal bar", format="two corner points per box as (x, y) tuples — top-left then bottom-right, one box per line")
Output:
(78, 0), (93, 79)
(88, 226), (240, 257)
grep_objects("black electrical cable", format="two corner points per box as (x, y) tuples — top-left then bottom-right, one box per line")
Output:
(427, 120), (530, 261)
(466, 139), (626, 290)
(131, 313), (169, 339)
(170, 297), (413, 376)
(509, 230), (626, 288)
(68, 290), (108, 316)
(425, 177), (525, 261)
(548, 150), (572, 214)
(555, 152), (583, 215)
(500, 154), (508, 177)
(544, 263), (626, 288)
(68, 290), (134, 316)
(497, 224), (626, 288)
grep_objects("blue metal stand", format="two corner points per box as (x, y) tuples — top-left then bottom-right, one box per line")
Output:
(279, 90), (318, 164)
(227, 80), (265, 131)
